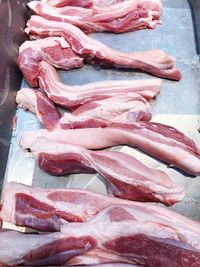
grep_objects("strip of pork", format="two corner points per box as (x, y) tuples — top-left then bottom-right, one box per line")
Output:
(16, 88), (61, 130)
(17, 37), (83, 87)
(42, 0), (125, 8)
(21, 122), (200, 176)
(25, 16), (181, 80)
(16, 88), (152, 128)
(60, 94), (152, 129)
(28, 0), (162, 33)
(38, 61), (161, 110)
(0, 205), (200, 266)
(0, 182), (198, 233)
(29, 137), (184, 205)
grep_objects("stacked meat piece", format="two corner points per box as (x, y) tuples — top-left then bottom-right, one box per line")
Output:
(1, 0), (200, 266)
(0, 182), (200, 266)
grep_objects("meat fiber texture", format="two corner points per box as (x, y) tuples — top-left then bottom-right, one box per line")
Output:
(21, 121), (200, 176)
(60, 93), (152, 129)
(25, 16), (181, 80)
(0, 182), (191, 232)
(28, 0), (162, 33)
(0, 204), (200, 266)
(17, 37), (83, 87)
(38, 60), (162, 103)
(38, 61), (161, 111)
(16, 88), (61, 131)
(29, 137), (185, 205)
(42, 0), (127, 8)
(16, 87), (152, 130)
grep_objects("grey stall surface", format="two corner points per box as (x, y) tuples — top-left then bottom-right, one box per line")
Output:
(4, 0), (200, 230)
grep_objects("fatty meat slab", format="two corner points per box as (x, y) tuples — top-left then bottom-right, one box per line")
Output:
(16, 88), (152, 128)
(60, 94), (152, 128)
(0, 182), (192, 232)
(16, 88), (61, 131)
(17, 37), (83, 87)
(0, 205), (200, 266)
(28, 137), (184, 205)
(21, 122), (200, 176)
(28, 0), (162, 33)
(38, 61), (161, 110)
(42, 0), (124, 8)
(25, 16), (181, 80)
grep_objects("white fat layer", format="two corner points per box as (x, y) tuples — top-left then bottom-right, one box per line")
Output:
(19, 36), (70, 53)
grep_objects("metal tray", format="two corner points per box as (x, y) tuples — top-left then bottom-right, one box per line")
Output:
(1, 0), (200, 231)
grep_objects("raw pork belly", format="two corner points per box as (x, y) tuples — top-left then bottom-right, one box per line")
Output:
(30, 137), (184, 205)
(16, 88), (152, 129)
(38, 61), (161, 110)
(42, 0), (125, 8)
(0, 183), (189, 233)
(25, 16), (181, 80)
(21, 122), (200, 176)
(0, 205), (200, 266)
(1, 182), (199, 233)
(60, 94), (152, 129)
(28, 0), (162, 33)
(17, 37), (83, 87)
(16, 88), (61, 130)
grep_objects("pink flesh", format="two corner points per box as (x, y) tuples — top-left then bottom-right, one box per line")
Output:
(29, 0), (162, 33)
(68, 249), (136, 265)
(16, 88), (61, 130)
(38, 61), (161, 111)
(43, 0), (124, 8)
(60, 93), (152, 128)
(25, 16), (181, 80)
(29, 137), (184, 205)
(21, 121), (200, 176)
(0, 205), (200, 266)
(1, 182), (199, 234)
(43, 0), (94, 8)
(16, 37), (83, 87)
(16, 87), (152, 130)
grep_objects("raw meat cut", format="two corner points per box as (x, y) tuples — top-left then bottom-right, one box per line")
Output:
(60, 94), (152, 129)
(30, 137), (184, 205)
(68, 250), (138, 265)
(16, 88), (61, 130)
(28, 0), (162, 33)
(17, 37), (83, 87)
(16, 87), (152, 129)
(21, 122), (200, 176)
(25, 16), (181, 80)
(0, 182), (188, 232)
(42, 0), (124, 8)
(0, 205), (200, 266)
(38, 61), (161, 110)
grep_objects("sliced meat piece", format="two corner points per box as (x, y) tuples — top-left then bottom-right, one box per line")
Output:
(28, 0), (162, 33)
(17, 37), (83, 86)
(21, 122), (200, 176)
(25, 16), (181, 80)
(16, 88), (152, 130)
(68, 249), (136, 265)
(42, 0), (124, 8)
(42, 0), (95, 8)
(1, 182), (198, 234)
(16, 88), (61, 130)
(0, 205), (200, 266)
(0, 230), (97, 266)
(38, 61), (161, 110)
(29, 137), (184, 205)
(60, 93), (152, 129)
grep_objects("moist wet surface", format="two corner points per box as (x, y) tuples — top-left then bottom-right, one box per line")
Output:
(4, 0), (200, 221)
